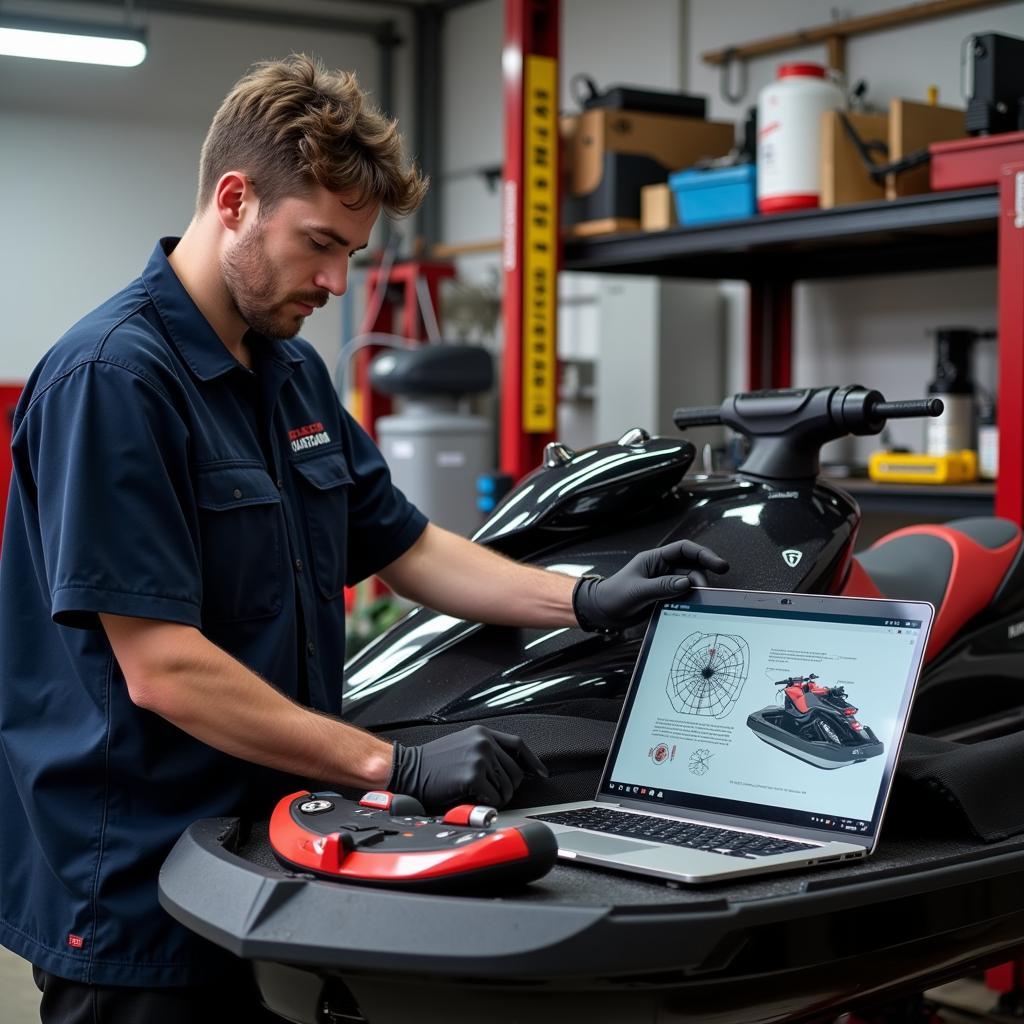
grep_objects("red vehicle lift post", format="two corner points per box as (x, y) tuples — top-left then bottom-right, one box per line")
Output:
(500, 0), (560, 480)
(0, 384), (22, 542)
(749, 281), (794, 391)
(995, 161), (1024, 523)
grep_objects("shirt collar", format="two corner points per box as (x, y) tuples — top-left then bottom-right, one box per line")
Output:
(142, 238), (306, 381)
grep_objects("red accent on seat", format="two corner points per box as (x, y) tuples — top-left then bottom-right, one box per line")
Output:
(986, 962), (1016, 994)
(840, 558), (885, 599)
(863, 525), (1021, 662)
(786, 686), (809, 713)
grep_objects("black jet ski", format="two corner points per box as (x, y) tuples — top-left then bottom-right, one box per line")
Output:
(158, 385), (1024, 1024)
(343, 385), (1024, 808)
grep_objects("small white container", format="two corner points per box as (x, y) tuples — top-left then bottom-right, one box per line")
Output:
(757, 63), (845, 213)
(978, 420), (999, 480)
(925, 393), (975, 456)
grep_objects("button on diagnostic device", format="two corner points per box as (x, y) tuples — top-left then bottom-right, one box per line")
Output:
(299, 799), (334, 815)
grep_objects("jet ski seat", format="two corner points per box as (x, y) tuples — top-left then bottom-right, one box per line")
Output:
(845, 517), (1024, 661)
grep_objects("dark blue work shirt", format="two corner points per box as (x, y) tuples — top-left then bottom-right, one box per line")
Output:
(0, 239), (427, 986)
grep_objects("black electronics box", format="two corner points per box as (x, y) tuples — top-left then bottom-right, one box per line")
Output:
(583, 85), (706, 120)
(966, 32), (1024, 136)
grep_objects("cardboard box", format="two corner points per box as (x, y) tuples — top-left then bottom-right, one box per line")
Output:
(886, 99), (965, 199)
(640, 183), (677, 231)
(562, 109), (734, 234)
(819, 99), (966, 208)
(820, 110), (889, 209)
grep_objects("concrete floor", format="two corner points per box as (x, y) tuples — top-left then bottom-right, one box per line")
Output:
(0, 945), (39, 1022)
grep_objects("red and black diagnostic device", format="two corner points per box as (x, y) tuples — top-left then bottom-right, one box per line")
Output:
(269, 790), (557, 892)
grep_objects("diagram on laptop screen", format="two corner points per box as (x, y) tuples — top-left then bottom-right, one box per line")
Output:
(611, 603), (925, 823)
(667, 632), (750, 719)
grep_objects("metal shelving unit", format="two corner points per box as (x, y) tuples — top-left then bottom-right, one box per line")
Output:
(563, 188), (998, 280)
(562, 185), (1024, 523)
(827, 477), (996, 518)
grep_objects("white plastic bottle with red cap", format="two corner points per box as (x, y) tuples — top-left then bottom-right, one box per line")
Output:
(757, 63), (846, 214)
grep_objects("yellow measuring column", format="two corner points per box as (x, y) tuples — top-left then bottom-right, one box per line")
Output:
(521, 54), (558, 433)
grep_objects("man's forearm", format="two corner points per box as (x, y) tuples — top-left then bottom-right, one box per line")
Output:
(378, 523), (579, 628)
(100, 614), (393, 789)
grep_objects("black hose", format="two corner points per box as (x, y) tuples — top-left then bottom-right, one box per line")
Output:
(837, 111), (931, 184)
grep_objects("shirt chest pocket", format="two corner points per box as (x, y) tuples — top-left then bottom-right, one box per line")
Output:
(292, 452), (353, 600)
(195, 464), (284, 622)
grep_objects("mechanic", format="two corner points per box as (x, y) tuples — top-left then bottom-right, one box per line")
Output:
(0, 54), (728, 1023)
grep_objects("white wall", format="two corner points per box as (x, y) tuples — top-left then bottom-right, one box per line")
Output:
(440, 0), (690, 446)
(687, 0), (1024, 123)
(441, 0), (686, 254)
(799, 268), (998, 461)
(11, 2), (1014, 424)
(0, 0), (416, 379)
(439, 0), (1021, 451)
(689, 0), (1020, 433)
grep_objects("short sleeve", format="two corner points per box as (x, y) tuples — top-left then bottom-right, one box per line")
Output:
(17, 360), (202, 629)
(339, 405), (427, 584)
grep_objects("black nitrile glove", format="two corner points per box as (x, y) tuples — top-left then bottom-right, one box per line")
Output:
(388, 725), (549, 811)
(572, 539), (729, 633)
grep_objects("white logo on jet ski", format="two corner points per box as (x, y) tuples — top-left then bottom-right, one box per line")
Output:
(782, 549), (803, 568)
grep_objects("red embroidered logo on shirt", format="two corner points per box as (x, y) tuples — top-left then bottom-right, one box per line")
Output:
(288, 421), (331, 453)
(67, 934), (85, 949)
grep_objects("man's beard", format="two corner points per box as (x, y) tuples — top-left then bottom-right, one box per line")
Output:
(221, 221), (327, 341)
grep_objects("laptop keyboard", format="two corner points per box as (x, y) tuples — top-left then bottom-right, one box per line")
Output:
(529, 807), (817, 859)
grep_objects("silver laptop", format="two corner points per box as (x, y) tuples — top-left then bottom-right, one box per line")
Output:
(500, 587), (934, 884)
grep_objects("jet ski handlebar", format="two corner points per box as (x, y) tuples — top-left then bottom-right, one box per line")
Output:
(774, 673), (819, 686)
(671, 406), (724, 428)
(871, 398), (944, 419)
(672, 386), (944, 481)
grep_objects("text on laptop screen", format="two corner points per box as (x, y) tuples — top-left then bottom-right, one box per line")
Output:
(602, 599), (927, 837)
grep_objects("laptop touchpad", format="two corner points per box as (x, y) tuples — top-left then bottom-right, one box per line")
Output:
(564, 834), (659, 856)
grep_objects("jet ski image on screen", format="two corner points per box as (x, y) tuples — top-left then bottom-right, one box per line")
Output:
(746, 674), (884, 769)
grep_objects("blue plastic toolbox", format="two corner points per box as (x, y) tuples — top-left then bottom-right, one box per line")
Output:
(668, 164), (757, 226)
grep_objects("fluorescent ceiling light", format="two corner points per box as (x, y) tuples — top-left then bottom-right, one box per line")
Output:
(0, 13), (147, 67)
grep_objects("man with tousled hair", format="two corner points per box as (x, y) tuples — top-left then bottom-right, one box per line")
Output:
(0, 55), (725, 1021)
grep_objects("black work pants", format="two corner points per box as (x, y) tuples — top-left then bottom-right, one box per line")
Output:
(33, 964), (285, 1024)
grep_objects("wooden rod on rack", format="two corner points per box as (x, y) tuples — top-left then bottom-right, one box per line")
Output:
(431, 238), (502, 259)
(702, 0), (1018, 65)
(826, 35), (846, 75)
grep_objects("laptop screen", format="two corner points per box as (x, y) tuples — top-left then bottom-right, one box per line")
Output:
(598, 589), (933, 841)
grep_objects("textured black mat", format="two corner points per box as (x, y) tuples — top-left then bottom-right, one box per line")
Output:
(236, 820), (1024, 909)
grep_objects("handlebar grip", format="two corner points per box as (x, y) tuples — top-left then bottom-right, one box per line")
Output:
(673, 406), (723, 428)
(872, 398), (944, 419)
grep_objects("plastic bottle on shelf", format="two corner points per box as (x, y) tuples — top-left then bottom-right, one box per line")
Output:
(978, 402), (998, 480)
(756, 63), (845, 214)
(925, 327), (978, 457)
